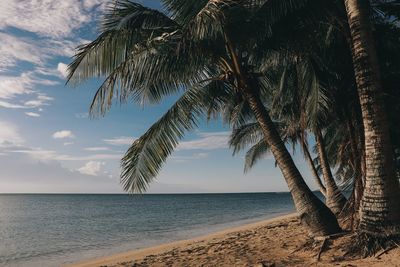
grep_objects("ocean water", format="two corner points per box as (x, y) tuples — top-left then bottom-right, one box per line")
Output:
(0, 193), (295, 267)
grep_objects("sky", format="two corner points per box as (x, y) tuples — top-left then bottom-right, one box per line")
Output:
(0, 0), (318, 193)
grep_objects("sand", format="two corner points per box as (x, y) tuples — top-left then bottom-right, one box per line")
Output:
(67, 213), (400, 267)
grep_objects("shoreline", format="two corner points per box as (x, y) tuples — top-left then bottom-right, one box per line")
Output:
(66, 213), (296, 267)
(67, 211), (400, 267)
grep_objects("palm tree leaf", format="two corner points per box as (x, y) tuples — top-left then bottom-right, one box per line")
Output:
(121, 80), (231, 193)
(229, 122), (263, 155)
(244, 139), (270, 172)
(67, 1), (179, 84)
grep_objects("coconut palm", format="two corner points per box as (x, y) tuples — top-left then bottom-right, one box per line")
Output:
(229, 54), (348, 215)
(67, 0), (341, 236)
(342, 0), (400, 253)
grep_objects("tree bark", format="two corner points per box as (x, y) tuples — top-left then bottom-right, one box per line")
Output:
(347, 118), (363, 215)
(244, 89), (341, 236)
(301, 140), (327, 197)
(315, 130), (347, 215)
(344, 0), (400, 236)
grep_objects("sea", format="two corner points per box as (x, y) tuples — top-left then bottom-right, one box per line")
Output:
(0, 193), (295, 266)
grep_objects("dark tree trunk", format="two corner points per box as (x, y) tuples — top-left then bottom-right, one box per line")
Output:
(347, 119), (363, 216)
(344, 0), (400, 247)
(244, 89), (341, 236)
(225, 35), (341, 237)
(315, 130), (347, 215)
(302, 140), (327, 197)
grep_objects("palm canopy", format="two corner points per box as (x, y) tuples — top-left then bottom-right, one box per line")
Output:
(229, 3), (400, 190)
(67, 0), (338, 193)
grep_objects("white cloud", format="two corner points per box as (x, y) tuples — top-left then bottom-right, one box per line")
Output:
(82, 0), (105, 10)
(0, 152), (122, 193)
(25, 112), (40, 117)
(57, 62), (68, 78)
(75, 112), (89, 119)
(63, 142), (74, 146)
(177, 132), (230, 150)
(56, 153), (121, 161)
(0, 72), (55, 109)
(9, 147), (121, 162)
(0, 1), (103, 38)
(0, 94), (53, 109)
(0, 33), (43, 68)
(11, 148), (57, 161)
(84, 147), (110, 151)
(0, 73), (34, 99)
(0, 101), (26, 109)
(0, 120), (24, 146)
(0, 33), (81, 70)
(77, 161), (105, 176)
(52, 130), (75, 139)
(24, 93), (54, 108)
(171, 153), (209, 162)
(103, 136), (135, 146)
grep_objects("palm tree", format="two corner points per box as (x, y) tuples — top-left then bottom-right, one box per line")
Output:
(67, 0), (341, 236)
(343, 0), (400, 253)
(229, 55), (347, 215)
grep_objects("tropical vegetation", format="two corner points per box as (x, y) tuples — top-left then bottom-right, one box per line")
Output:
(67, 0), (400, 256)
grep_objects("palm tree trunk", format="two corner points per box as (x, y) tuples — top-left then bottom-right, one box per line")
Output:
(224, 35), (340, 236)
(301, 140), (327, 197)
(315, 130), (347, 215)
(346, 119), (363, 216)
(344, 0), (400, 243)
(244, 89), (341, 236)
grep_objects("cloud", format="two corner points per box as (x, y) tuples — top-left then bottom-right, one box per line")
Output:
(0, 1), (103, 38)
(103, 136), (135, 146)
(0, 73), (34, 99)
(0, 152), (122, 193)
(9, 147), (121, 162)
(0, 72), (55, 109)
(0, 33), (44, 68)
(0, 94), (53, 109)
(0, 33), (82, 70)
(52, 130), (75, 139)
(84, 147), (110, 151)
(24, 93), (54, 108)
(171, 152), (209, 163)
(63, 142), (74, 146)
(25, 112), (40, 117)
(57, 62), (68, 78)
(77, 161), (105, 176)
(56, 153), (121, 161)
(0, 120), (24, 146)
(75, 112), (89, 119)
(0, 101), (26, 109)
(10, 148), (57, 161)
(177, 132), (230, 150)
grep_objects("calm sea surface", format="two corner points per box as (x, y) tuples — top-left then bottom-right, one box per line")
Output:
(0, 193), (295, 266)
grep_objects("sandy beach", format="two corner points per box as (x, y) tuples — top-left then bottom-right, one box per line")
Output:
(67, 213), (400, 267)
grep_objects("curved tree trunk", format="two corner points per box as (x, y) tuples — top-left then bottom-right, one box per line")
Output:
(301, 140), (327, 197)
(344, 0), (400, 242)
(243, 90), (341, 236)
(224, 35), (340, 236)
(315, 130), (347, 215)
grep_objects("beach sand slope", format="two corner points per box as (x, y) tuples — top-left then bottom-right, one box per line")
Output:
(68, 213), (400, 267)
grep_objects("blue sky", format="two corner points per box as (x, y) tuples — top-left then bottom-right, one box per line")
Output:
(0, 0), (317, 193)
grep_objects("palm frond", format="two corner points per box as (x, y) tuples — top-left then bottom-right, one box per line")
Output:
(229, 122), (263, 155)
(244, 139), (270, 173)
(67, 1), (179, 84)
(121, 80), (231, 193)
